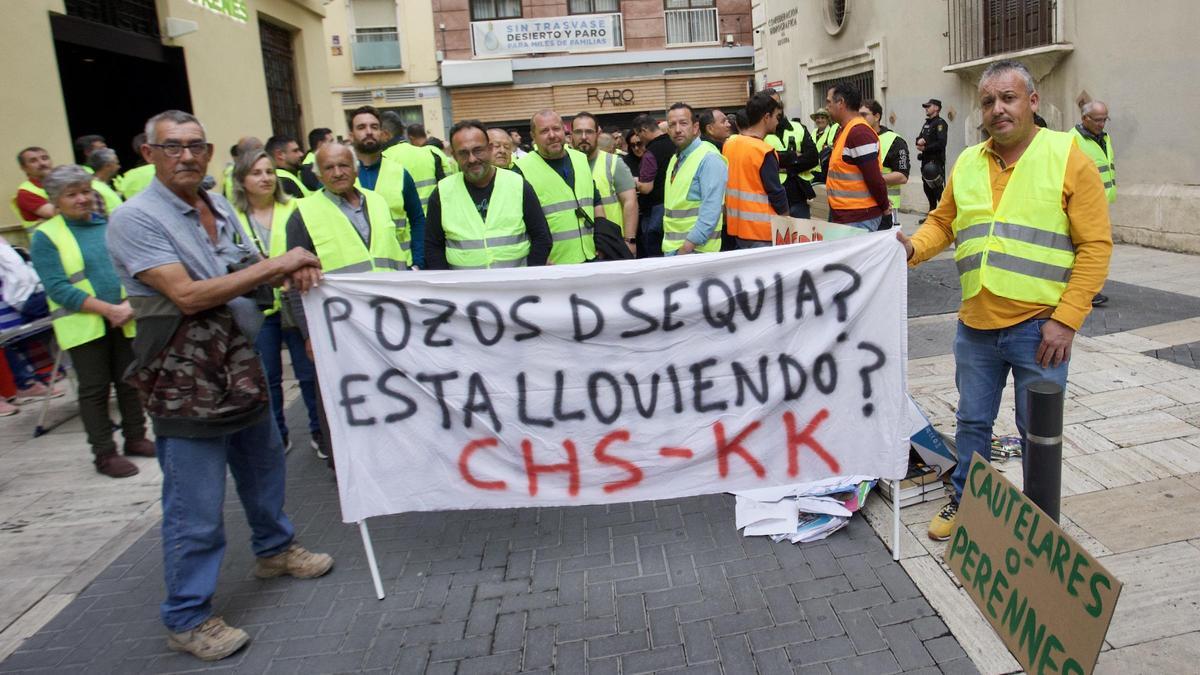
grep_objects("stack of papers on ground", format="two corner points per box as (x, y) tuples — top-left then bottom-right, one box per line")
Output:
(877, 463), (945, 508)
(733, 475), (876, 544)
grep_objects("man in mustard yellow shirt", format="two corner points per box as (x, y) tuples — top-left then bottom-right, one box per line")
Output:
(897, 60), (1112, 540)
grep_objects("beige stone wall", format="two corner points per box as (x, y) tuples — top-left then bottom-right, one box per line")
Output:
(1, 0), (335, 234)
(323, 0), (446, 137)
(1, 0), (71, 239)
(754, 0), (1200, 252)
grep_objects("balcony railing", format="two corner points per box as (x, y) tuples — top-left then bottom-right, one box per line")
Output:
(947, 0), (1058, 65)
(352, 31), (403, 72)
(665, 7), (719, 47)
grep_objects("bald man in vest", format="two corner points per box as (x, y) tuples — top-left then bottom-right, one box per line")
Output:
(897, 60), (1111, 541)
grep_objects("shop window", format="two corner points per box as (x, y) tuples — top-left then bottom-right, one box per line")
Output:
(471, 0), (522, 21)
(664, 0), (718, 46)
(569, 0), (620, 13)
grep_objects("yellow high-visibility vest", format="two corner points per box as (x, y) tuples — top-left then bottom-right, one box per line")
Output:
(296, 190), (407, 274)
(951, 129), (1076, 306)
(517, 149), (596, 264)
(1068, 126), (1116, 203)
(35, 216), (135, 350)
(438, 169), (529, 269)
(663, 140), (724, 254)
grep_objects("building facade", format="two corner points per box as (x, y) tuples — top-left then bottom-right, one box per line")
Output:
(435, 0), (756, 133)
(2, 0), (336, 239)
(322, 0), (449, 139)
(754, 0), (1200, 252)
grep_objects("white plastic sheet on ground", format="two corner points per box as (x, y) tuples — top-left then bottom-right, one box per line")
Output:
(304, 233), (909, 523)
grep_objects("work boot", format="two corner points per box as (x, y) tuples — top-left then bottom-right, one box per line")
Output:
(0, 399), (18, 417)
(927, 501), (959, 541)
(124, 438), (156, 457)
(167, 616), (249, 661)
(95, 452), (139, 478)
(254, 543), (334, 579)
(1091, 293), (1109, 307)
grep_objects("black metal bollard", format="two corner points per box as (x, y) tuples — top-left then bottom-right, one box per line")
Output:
(1024, 380), (1064, 522)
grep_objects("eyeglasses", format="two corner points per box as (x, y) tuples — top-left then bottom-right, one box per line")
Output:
(149, 142), (211, 158)
(1085, 116), (1110, 123)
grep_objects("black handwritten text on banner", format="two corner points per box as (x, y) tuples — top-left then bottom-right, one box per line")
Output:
(303, 234), (909, 521)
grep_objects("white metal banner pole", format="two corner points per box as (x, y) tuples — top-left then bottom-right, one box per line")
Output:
(358, 520), (385, 600)
(892, 480), (902, 561)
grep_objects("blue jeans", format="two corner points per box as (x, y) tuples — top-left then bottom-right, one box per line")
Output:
(255, 313), (320, 441)
(844, 216), (883, 232)
(157, 414), (294, 632)
(949, 319), (1069, 502)
(638, 203), (665, 258)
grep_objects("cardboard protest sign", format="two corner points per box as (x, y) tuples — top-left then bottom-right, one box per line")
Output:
(945, 458), (1122, 675)
(304, 233), (909, 522)
(772, 216), (869, 245)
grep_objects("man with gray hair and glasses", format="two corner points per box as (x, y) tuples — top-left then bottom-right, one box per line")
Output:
(107, 110), (333, 662)
(895, 61), (1112, 542)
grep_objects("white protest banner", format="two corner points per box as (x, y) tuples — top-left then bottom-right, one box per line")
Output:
(472, 14), (620, 58)
(304, 233), (909, 523)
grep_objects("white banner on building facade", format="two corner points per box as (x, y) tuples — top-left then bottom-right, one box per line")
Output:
(471, 14), (620, 57)
(304, 234), (910, 523)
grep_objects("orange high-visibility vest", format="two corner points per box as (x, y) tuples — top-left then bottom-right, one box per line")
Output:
(722, 134), (776, 241)
(826, 117), (881, 212)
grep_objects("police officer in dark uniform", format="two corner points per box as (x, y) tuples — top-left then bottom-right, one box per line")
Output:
(764, 88), (819, 219)
(916, 98), (948, 214)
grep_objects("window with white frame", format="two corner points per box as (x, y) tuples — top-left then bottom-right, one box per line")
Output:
(471, 0), (522, 20)
(664, 0), (718, 46)
(569, 0), (619, 13)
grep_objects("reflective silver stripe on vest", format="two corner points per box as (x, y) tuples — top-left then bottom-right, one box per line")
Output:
(992, 221), (1075, 252)
(543, 201), (580, 215)
(887, 187), (902, 195)
(450, 257), (528, 270)
(825, 171), (862, 182)
(413, 178), (437, 188)
(727, 208), (772, 222)
(1096, 164), (1112, 173)
(399, 240), (412, 251)
(665, 207), (701, 218)
(1103, 180), (1115, 189)
(955, 222), (992, 246)
(50, 307), (73, 320)
(551, 227), (594, 242)
(446, 233), (529, 250)
(826, 188), (872, 199)
(664, 230), (719, 242)
(328, 260), (374, 273)
(956, 253), (983, 275)
(327, 258), (406, 274)
(376, 257), (407, 270)
(490, 257), (526, 268)
(66, 271), (87, 284)
(727, 188), (769, 204)
(599, 194), (619, 205)
(987, 252), (1072, 283)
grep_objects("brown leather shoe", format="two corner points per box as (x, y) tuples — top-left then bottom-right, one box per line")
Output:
(124, 438), (156, 457)
(95, 453), (139, 478)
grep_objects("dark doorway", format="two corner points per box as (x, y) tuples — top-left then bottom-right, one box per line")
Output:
(259, 19), (303, 142)
(51, 13), (191, 170)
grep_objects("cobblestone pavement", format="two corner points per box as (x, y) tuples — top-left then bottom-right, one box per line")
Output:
(1143, 341), (1200, 370)
(0, 406), (976, 675)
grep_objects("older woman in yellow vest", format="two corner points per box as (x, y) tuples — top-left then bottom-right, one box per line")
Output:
(229, 149), (321, 455)
(29, 165), (152, 478)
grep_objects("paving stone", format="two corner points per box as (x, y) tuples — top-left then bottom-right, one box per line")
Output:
(620, 645), (686, 674)
(939, 657), (983, 675)
(826, 649), (902, 675)
(880, 623), (935, 670)
(0, 402), (971, 675)
(924, 635), (968, 663)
